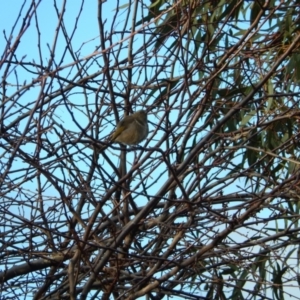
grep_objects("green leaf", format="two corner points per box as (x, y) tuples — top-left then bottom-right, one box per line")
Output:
(241, 110), (256, 126)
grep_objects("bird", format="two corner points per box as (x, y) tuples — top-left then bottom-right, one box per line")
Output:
(110, 110), (148, 145)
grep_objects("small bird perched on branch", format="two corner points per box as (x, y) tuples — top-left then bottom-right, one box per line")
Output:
(111, 110), (148, 145)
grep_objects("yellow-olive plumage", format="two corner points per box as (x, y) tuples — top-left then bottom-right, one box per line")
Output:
(111, 110), (148, 145)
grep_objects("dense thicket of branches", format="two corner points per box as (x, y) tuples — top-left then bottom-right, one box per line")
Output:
(1, 0), (300, 299)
